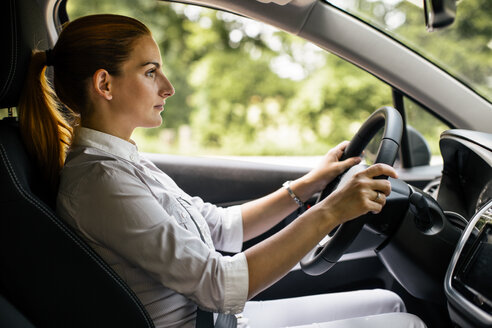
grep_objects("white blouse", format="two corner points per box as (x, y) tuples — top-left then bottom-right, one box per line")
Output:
(57, 127), (249, 328)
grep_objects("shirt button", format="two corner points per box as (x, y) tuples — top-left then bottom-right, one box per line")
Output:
(130, 154), (137, 161)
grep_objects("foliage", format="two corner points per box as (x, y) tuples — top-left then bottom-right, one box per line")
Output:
(66, 0), (489, 158)
(331, 0), (492, 101)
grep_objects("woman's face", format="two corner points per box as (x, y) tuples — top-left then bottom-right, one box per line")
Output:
(109, 35), (174, 133)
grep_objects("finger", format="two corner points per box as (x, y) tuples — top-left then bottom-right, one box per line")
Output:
(364, 163), (398, 179)
(371, 203), (384, 214)
(364, 189), (384, 203)
(330, 141), (350, 159)
(338, 156), (362, 172)
(336, 140), (350, 151)
(363, 196), (383, 214)
(371, 191), (386, 204)
(371, 179), (392, 196)
(368, 193), (385, 213)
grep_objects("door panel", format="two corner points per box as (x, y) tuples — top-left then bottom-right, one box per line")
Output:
(146, 153), (309, 206)
(147, 153), (441, 200)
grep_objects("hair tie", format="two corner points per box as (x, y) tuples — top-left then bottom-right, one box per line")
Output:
(45, 49), (55, 67)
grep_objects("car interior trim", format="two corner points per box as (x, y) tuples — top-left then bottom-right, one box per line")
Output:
(444, 199), (492, 326)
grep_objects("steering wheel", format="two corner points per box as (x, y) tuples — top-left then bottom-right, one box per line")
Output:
(300, 106), (403, 276)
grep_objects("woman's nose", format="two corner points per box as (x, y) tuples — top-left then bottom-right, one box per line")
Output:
(159, 74), (175, 98)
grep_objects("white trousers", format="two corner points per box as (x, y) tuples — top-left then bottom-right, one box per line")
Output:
(238, 289), (426, 328)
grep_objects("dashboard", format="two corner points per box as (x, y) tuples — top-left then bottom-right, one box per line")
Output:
(437, 130), (492, 327)
(438, 130), (492, 219)
(445, 200), (492, 327)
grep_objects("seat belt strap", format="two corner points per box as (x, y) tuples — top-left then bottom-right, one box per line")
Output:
(215, 313), (237, 328)
(196, 309), (237, 328)
(196, 308), (213, 328)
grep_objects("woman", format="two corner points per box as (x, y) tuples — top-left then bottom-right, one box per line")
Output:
(18, 14), (425, 328)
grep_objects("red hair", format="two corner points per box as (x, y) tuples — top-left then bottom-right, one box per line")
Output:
(18, 14), (151, 190)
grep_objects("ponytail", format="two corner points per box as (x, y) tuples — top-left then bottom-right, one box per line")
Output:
(18, 50), (74, 191)
(18, 14), (151, 191)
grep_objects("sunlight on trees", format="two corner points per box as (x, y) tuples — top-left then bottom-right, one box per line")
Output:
(66, 0), (489, 159)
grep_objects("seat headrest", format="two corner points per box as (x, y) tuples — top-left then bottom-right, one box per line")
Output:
(0, 0), (50, 109)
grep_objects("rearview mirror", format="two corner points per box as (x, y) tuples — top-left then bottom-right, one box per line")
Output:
(423, 0), (456, 31)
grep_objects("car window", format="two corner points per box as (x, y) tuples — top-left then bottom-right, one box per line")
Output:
(67, 1), (396, 165)
(326, 0), (492, 104)
(404, 97), (449, 165)
(0, 108), (15, 120)
(360, 96), (449, 167)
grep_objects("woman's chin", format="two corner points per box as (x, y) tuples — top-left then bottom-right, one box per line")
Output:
(142, 117), (163, 129)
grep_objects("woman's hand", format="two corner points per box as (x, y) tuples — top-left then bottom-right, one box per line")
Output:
(318, 163), (398, 226)
(241, 141), (360, 242)
(244, 163), (398, 298)
(296, 141), (362, 200)
(244, 159), (398, 299)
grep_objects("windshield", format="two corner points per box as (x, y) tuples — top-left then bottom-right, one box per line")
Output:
(326, 0), (492, 103)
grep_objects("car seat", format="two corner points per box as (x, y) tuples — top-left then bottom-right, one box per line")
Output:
(0, 0), (155, 326)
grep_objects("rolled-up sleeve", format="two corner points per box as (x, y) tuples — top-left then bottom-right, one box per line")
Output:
(190, 197), (244, 253)
(57, 163), (249, 313)
(221, 252), (248, 313)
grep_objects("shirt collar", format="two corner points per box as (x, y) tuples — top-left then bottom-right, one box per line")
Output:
(74, 127), (140, 163)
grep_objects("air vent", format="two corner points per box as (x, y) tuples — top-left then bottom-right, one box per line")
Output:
(423, 177), (441, 200)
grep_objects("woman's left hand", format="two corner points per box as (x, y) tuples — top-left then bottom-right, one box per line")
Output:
(301, 141), (362, 196)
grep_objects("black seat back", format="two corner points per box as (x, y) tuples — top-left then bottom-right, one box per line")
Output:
(0, 0), (154, 327)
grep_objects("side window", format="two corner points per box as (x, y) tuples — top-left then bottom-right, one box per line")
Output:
(0, 108), (17, 119)
(67, 2), (393, 165)
(404, 97), (450, 166)
(0, 108), (12, 119)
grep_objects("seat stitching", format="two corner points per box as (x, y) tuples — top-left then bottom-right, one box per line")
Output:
(0, 142), (154, 327)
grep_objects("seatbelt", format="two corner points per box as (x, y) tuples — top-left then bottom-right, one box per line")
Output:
(195, 309), (237, 328)
(195, 309), (213, 328)
(215, 313), (237, 328)
(196, 309), (237, 328)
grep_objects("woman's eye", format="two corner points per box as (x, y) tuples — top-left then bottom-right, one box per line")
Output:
(146, 69), (156, 78)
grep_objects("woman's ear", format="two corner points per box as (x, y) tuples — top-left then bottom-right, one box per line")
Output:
(92, 69), (113, 100)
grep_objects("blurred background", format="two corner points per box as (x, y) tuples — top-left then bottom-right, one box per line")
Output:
(62, 0), (490, 162)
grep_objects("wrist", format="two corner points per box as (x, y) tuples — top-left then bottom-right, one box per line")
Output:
(294, 174), (326, 200)
(304, 203), (339, 235)
(283, 180), (304, 207)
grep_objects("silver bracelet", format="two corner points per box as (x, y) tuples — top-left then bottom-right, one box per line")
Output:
(282, 180), (304, 207)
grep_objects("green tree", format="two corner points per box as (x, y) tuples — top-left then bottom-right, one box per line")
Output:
(67, 0), (489, 156)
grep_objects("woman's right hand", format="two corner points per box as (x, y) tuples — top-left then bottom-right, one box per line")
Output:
(318, 163), (398, 227)
(244, 163), (398, 299)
